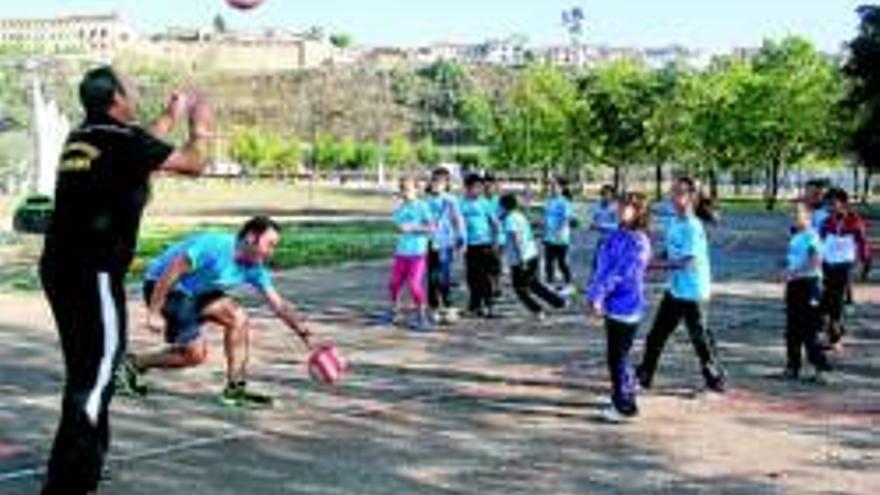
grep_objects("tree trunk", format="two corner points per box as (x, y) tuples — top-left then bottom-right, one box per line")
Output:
(765, 159), (781, 211)
(708, 168), (719, 200)
(853, 165), (860, 201)
(613, 164), (621, 193)
(864, 168), (873, 204)
(733, 169), (743, 197)
(654, 163), (663, 201)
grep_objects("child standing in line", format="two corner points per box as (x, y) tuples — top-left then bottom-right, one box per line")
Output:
(425, 167), (465, 323)
(460, 173), (500, 318)
(501, 193), (566, 320)
(783, 202), (832, 382)
(543, 177), (576, 296)
(818, 188), (872, 347)
(636, 176), (726, 394)
(387, 176), (436, 331)
(483, 172), (505, 301)
(586, 192), (653, 422)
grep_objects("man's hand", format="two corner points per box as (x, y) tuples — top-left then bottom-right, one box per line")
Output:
(146, 310), (167, 335)
(165, 90), (190, 121)
(588, 300), (604, 319)
(188, 94), (214, 138)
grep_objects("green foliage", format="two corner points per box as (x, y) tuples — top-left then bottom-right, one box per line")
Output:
(415, 138), (441, 166)
(386, 134), (414, 168)
(356, 141), (381, 170)
(338, 137), (359, 169)
(843, 5), (880, 197)
(229, 127), (301, 176)
(329, 33), (353, 49)
(313, 133), (341, 171)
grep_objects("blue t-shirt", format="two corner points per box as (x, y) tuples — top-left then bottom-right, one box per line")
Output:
(486, 194), (506, 245)
(145, 232), (274, 296)
(503, 210), (538, 265)
(788, 229), (823, 279)
(460, 196), (495, 246)
(666, 215), (712, 301)
(591, 200), (619, 237)
(392, 199), (433, 256)
(424, 192), (461, 251)
(544, 196), (574, 245)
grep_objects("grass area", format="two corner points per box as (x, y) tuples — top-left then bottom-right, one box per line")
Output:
(131, 221), (395, 279)
(145, 178), (395, 218)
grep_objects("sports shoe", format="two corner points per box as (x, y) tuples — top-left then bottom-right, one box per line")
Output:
(410, 315), (433, 333)
(635, 365), (652, 390)
(559, 284), (576, 298)
(115, 354), (147, 397)
(533, 311), (547, 322)
(599, 404), (636, 423)
(220, 382), (274, 408)
(807, 369), (834, 386)
(780, 368), (800, 381)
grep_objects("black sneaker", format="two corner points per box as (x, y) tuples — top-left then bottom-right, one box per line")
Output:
(115, 355), (147, 397)
(635, 365), (652, 390)
(220, 382), (274, 408)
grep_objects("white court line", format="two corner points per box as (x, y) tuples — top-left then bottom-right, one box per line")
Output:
(0, 430), (260, 485)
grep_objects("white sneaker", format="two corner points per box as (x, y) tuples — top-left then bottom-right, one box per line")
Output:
(599, 405), (635, 423)
(533, 311), (547, 322)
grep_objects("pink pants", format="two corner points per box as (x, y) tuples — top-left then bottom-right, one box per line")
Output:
(389, 254), (428, 306)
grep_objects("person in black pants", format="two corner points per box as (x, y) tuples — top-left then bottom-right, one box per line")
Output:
(637, 177), (726, 394)
(542, 177), (575, 294)
(39, 66), (212, 495)
(500, 193), (565, 319)
(460, 173), (499, 317)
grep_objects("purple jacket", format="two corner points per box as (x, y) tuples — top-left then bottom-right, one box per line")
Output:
(586, 229), (652, 322)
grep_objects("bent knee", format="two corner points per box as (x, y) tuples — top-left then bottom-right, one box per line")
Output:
(179, 342), (208, 365)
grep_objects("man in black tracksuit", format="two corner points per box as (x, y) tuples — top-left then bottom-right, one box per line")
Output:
(39, 66), (212, 495)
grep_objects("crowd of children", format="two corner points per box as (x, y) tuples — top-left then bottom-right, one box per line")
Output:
(382, 168), (872, 422)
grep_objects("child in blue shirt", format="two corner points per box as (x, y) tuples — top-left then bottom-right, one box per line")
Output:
(425, 167), (465, 323)
(461, 173), (500, 317)
(782, 202), (831, 381)
(586, 192), (652, 422)
(501, 193), (566, 320)
(388, 176), (436, 331)
(637, 177), (726, 394)
(543, 177), (576, 295)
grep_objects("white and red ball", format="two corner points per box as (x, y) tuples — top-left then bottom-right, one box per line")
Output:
(225, 0), (265, 11)
(307, 343), (348, 386)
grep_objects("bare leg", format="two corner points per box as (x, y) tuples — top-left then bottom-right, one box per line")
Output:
(134, 340), (208, 371)
(200, 298), (250, 384)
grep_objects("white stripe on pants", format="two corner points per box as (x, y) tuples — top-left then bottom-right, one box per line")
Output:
(84, 272), (119, 425)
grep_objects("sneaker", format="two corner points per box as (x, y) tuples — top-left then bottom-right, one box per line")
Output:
(780, 368), (800, 381)
(377, 310), (402, 327)
(115, 354), (147, 397)
(559, 284), (575, 298)
(807, 370), (833, 386)
(635, 365), (652, 390)
(484, 307), (503, 319)
(533, 311), (547, 322)
(220, 382), (274, 408)
(410, 315), (433, 333)
(599, 405), (636, 423)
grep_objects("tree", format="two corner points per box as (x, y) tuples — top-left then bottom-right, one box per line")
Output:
(644, 63), (691, 199)
(578, 59), (654, 191)
(356, 141), (381, 170)
(213, 14), (227, 34)
(416, 138), (441, 166)
(338, 137), (359, 169)
(386, 134), (414, 168)
(313, 133), (341, 171)
(744, 37), (843, 209)
(843, 5), (880, 202)
(329, 33), (353, 49)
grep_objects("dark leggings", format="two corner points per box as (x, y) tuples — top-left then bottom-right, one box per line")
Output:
(639, 292), (726, 390)
(786, 278), (831, 374)
(511, 258), (565, 314)
(544, 242), (572, 286)
(466, 245), (496, 312)
(606, 318), (639, 415)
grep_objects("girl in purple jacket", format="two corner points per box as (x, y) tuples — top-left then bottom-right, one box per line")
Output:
(585, 192), (652, 422)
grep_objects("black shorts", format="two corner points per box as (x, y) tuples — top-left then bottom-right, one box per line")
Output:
(142, 282), (227, 346)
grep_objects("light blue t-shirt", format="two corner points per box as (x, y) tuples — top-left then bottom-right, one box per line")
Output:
(591, 200), (619, 237)
(392, 199), (433, 256)
(425, 192), (461, 251)
(666, 215), (712, 301)
(486, 194), (506, 245)
(460, 196), (495, 246)
(788, 229), (823, 279)
(544, 196), (574, 245)
(503, 210), (538, 265)
(811, 206), (830, 231)
(145, 232), (274, 296)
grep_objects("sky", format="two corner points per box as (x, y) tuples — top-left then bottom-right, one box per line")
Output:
(0, 1), (866, 53)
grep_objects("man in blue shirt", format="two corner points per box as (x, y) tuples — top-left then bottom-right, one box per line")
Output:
(116, 217), (313, 407)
